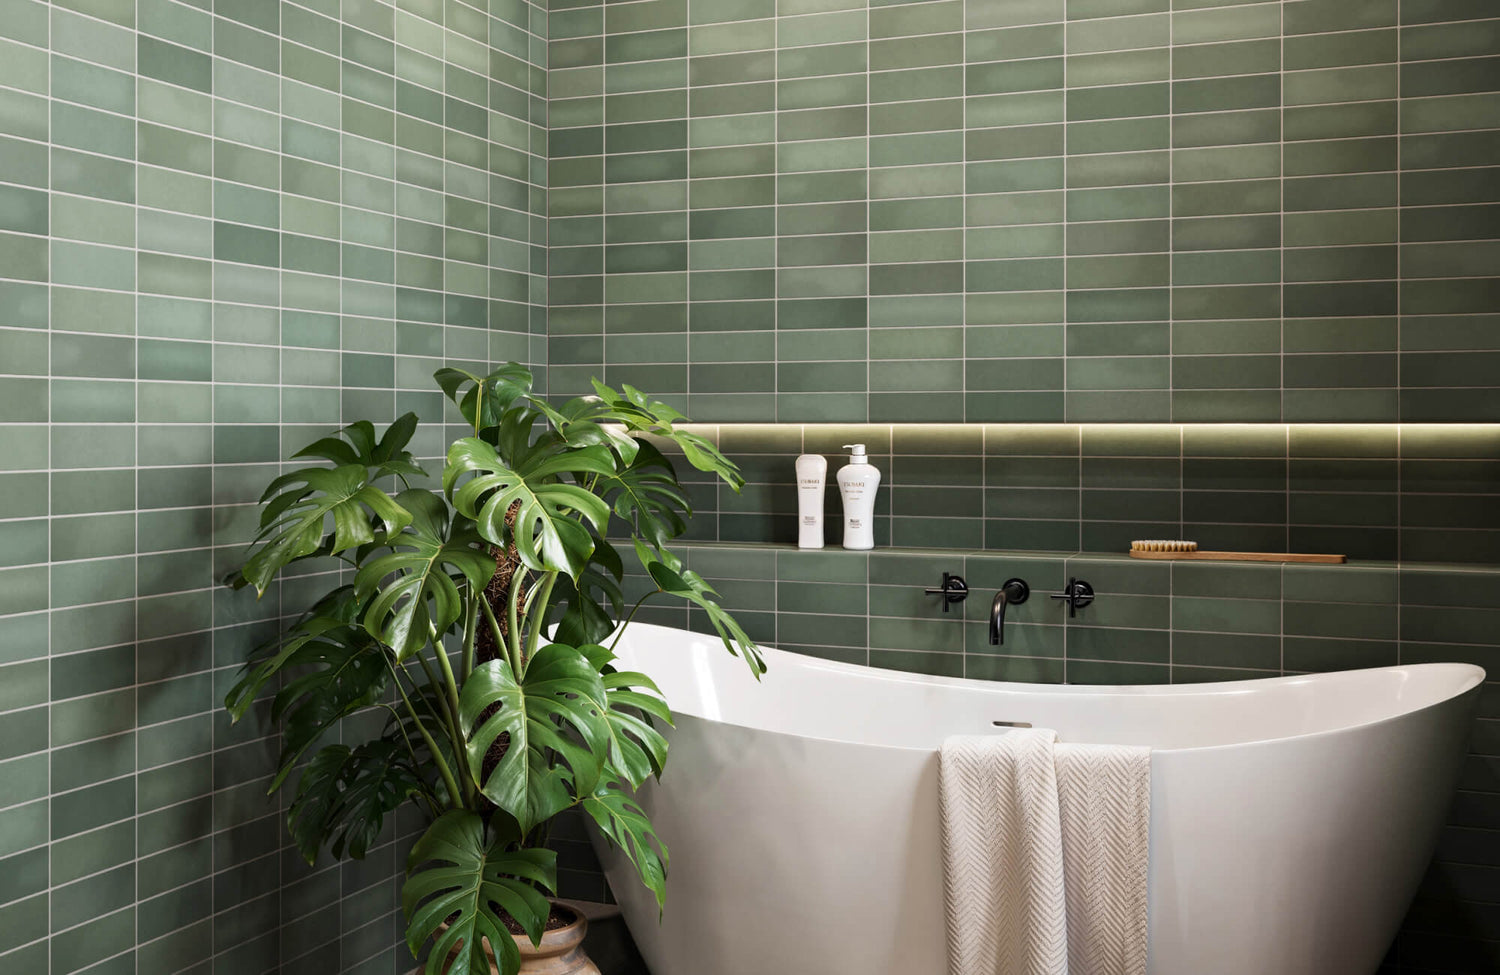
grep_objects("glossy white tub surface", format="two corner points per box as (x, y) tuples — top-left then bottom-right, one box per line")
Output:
(589, 623), (1484, 975)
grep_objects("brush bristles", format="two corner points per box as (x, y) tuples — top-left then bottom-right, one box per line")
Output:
(1130, 539), (1199, 553)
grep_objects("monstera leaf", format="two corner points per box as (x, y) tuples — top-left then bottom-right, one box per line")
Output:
(580, 644), (671, 787)
(239, 466), (413, 595)
(288, 739), (424, 864)
(293, 412), (425, 476)
(582, 779), (668, 913)
(595, 439), (692, 548)
(634, 541), (765, 677)
(527, 394), (641, 465)
(548, 534), (624, 647)
(235, 415), (424, 594)
(353, 490), (496, 660)
(435, 364), (534, 434)
(444, 437), (615, 579)
(457, 644), (611, 835)
(224, 586), (363, 722)
(549, 565), (623, 648)
(266, 622), (390, 790)
(590, 378), (744, 492)
(402, 811), (555, 975)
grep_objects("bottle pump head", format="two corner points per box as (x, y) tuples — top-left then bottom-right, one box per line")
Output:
(842, 443), (867, 462)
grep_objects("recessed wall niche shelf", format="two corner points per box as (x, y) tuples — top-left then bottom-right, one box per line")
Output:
(641, 423), (1500, 565)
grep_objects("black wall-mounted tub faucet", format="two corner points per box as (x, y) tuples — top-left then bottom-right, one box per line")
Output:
(990, 578), (1030, 645)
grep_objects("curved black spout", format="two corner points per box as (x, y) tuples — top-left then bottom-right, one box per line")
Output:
(989, 578), (1030, 645)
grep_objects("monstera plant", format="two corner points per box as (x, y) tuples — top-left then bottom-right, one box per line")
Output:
(223, 364), (762, 975)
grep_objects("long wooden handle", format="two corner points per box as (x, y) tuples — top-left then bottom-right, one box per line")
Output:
(1129, 550), (1346, 564)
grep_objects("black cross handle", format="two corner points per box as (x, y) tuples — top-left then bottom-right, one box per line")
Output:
(1050, 578), (1095, 617)
(924, 572), (969, 612)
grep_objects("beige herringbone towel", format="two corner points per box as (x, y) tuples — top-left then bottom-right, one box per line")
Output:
(1056, 743), (1151, 975)
(940, 733), (1151, 975)
(940, 731), (1068, 975)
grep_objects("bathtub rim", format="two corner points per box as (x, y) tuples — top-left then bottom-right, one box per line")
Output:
(610, 622), (1486, 756)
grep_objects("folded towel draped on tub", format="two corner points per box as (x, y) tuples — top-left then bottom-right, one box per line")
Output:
(939, 730), (1151, 975)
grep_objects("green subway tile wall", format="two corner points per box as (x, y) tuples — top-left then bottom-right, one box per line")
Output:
(0, 0), (545, 972)
(545, 0), (1500, 424)
(540, 2), (1500, 965)
(2, 0), (1499, 973)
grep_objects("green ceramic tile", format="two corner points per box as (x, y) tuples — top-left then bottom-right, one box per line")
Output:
(1068, 82), (1168, 122)
(1283, 635), (1396, 673)
(778, 610), (869, 650)
(0, 185), (46, 238)
(138, 36), (209, 92)
(1173, 630), (1281, 672)
(1068, 49), (1168, 89)
(1173, 560), (1281, 599)
(0, 843), (46, 909)
(1172, 594), (1280, 635)
(1068, 12), (1167, 54)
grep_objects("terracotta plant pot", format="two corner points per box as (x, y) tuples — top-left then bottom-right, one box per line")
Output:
(513, 906), (600, 975)
(443, 904), (601, 975)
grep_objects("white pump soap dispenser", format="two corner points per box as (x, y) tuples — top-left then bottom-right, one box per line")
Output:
(836, 443), (880, 550)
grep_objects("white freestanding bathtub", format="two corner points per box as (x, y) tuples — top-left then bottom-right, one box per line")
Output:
(589, 622), (1484, 975)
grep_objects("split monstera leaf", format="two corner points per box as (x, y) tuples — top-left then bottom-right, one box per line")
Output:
(221, 364), (761, 975)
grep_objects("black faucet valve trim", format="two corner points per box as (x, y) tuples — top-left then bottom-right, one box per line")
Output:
(1050, 578), (1095, 617)
(924, 572), (969, 612)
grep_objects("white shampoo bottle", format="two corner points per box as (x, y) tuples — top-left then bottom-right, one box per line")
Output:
(836, 443), (880, 550)
(795, 453), (827, 549)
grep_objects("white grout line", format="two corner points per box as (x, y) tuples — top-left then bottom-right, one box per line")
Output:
(43, 4), (53, 966)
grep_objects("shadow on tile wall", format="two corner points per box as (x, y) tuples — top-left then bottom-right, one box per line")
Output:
(0, 0), (546, 972)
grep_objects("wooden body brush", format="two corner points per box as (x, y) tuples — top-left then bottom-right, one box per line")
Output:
(1130, 540), (1346, 564)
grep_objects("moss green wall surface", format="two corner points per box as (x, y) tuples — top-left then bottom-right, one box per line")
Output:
(3, 0), (1500, 973)
(0, 0), (545, 972)
(543, 0), (1500, 970)
(545, 0), (1500, 424)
